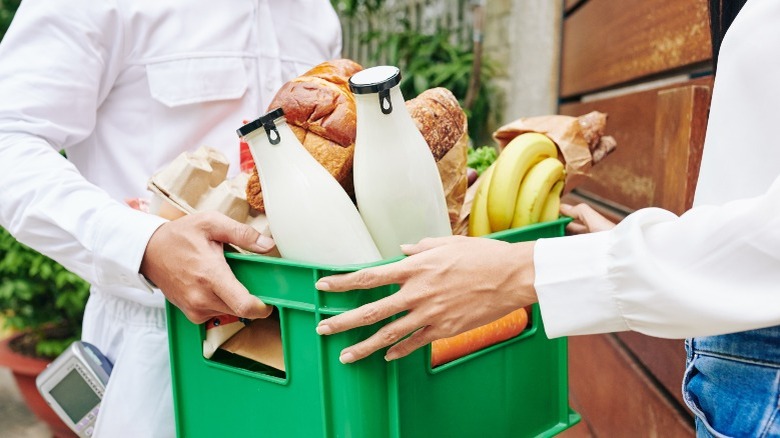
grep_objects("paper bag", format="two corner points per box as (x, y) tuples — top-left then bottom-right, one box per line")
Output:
(437, 130), (469, 230)
(220, 317), (285, 372)
(492, 111), (616, 193)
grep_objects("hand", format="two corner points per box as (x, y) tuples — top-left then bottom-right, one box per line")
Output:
(314, 236), (538, 363)
(140, 211), (275, 323)
(560, 203), (616, 234)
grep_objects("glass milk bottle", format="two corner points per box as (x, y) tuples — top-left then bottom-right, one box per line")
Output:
(349, 66), (451, 258)
(237, 108), (381, 265)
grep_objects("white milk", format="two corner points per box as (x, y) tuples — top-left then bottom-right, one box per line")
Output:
(349, 66), (451, 258)
(238, 109), (381, 265)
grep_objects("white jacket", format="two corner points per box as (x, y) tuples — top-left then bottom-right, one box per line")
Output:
(535, 0), (780, 339)
(0, 0), (342, 308)
(0, 2), (341, 435)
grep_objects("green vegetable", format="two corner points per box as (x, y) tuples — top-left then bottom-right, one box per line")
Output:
(467, 146), (498, 175)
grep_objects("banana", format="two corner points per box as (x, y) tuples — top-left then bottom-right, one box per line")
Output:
(511, 157), (565, 228)
(538, 180), (565, 223)
(486, 133), (557, 232)
(468, 163), (496, 237)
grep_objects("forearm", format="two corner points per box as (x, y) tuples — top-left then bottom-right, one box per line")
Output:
(535, 178), (780, 339)
(0, 133), (166, 290)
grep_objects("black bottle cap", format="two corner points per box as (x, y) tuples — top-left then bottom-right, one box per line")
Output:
(236, 107), (285, 137)
(348, 66), (401, 94)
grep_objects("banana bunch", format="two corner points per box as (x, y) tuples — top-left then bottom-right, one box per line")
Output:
(468, 133), (565, 237)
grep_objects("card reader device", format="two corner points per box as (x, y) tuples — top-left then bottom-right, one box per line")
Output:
(36, 341), (112, 437)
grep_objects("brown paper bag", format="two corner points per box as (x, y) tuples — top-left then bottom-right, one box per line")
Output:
(437, 130), (469, 230)
(220, 317), (285, 372)
(493, 111), (616, 193)
(493, 115), (594, 193)
(454, 112), (616, 235)
(453, 166), (484, 236)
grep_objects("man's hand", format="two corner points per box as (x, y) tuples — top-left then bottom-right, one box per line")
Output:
(140, 211), (275, 323)
(314, 236), (538, 364)
(561, 203), (616, 234)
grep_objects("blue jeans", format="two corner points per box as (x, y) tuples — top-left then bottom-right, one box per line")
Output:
(683, 327), (780, 438)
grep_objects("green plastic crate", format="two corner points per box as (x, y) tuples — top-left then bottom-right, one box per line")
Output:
(167, 217), (579, 437)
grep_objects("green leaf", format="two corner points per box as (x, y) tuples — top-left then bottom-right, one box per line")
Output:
(467, 146), (498, 175)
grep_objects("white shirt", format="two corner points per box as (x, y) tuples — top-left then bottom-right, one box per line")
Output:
(0, 0), (342, 308)
(535, 0), (780, 339)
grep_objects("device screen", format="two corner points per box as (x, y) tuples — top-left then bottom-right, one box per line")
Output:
(48, 368), (100, 423)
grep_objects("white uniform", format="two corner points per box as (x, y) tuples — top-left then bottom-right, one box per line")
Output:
(535, 0), (780, 340)
(0, 0), (341, 436)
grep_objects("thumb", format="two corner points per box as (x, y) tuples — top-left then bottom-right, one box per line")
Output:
(202, 212), (275, 253)
(211, 263), (274, 319)
(400, 235), (469, 256)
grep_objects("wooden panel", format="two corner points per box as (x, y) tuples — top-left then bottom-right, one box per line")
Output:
(652, 86), (710, 215)
(568, 335), (694, 436)
(558, 196), (689, 412)
(562, 87), (661, 211)
(559, 76), (712, 213)
(560, 0), (711, 97)
(616, 333), (689, 411)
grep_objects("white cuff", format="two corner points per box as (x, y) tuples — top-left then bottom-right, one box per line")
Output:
(533, 231), (629, 338)
(91, 204), (167, 292)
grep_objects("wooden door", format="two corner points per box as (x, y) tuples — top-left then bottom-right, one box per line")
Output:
(557, 0), (713, 436)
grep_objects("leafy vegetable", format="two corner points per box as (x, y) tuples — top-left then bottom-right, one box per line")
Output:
(467, 145), (498, 175)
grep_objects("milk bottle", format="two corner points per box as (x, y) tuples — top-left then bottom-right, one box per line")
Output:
(349, 66), (451, 258)
(237, 108), (381, 265)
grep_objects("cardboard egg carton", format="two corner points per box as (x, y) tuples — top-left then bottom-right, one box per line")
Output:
(147, 146), (271, 253)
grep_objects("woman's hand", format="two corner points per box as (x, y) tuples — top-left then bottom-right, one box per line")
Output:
(561, 203), (616, 234)
(314, 235), (538, 363)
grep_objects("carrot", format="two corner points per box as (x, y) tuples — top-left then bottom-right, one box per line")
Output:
(431, 307), (529, 367)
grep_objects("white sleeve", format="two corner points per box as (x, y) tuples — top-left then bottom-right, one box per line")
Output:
(534, 176), (780, 339)
(0, 0), (166, 291)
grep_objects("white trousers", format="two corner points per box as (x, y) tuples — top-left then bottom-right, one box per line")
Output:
(81, 292), (175, 438)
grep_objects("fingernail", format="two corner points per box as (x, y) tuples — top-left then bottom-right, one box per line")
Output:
(400, 244), (413, 252)
(255, 235), (275, 251)
(316, 323), (332, 335)
(339, 351), (355, 364)
(385, 351), (399, 361)
(315, 280), (331, 291)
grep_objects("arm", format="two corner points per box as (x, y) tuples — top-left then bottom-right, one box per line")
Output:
(536, 177), (780, 339)
(316, 177), (780, 362)
(311, 202), (617, 362)
(0, 0), (160, 291)
(0, 0), (272, 322)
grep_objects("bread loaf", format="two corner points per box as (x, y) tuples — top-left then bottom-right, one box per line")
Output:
(247, 61), (468, 227)
(406, 88), (469, 227)
(269, 59), (361, 148)
(247, 59), (361, 212)
(406, 87), (467, 161)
